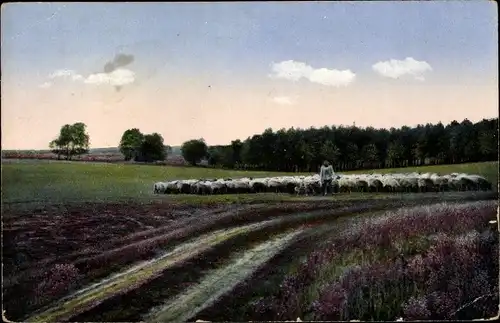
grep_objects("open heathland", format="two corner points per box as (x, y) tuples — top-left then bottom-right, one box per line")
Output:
(2, 159), (499, 321)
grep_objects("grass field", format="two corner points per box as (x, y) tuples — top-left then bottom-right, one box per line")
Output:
(2, 159), (498, 205)
(2, 159), (498, 321)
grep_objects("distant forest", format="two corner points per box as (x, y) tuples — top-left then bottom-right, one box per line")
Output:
(205, 118), (498, 172)
(3, 118), (498, 173)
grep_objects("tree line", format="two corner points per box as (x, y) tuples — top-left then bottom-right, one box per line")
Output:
(181, 118), (498, 172)
(49, 118), (498, 172)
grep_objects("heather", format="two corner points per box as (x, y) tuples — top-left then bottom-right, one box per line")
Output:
(5, 194), (498, 322)
(252, 200), (499, 321)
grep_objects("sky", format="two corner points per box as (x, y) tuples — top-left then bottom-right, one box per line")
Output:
(1, 1), (498, 149)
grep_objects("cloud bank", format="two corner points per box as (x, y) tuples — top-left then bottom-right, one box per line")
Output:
(270, 60), (356, 87)
(372, 57), (432, 80)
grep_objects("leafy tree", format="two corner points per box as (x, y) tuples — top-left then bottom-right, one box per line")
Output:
(231, 139), (243, 166)
(241, 135), (263, 169)
(119, 129), (168, 162)
(344, 142), (359, 170)
(386, 141), (405, 168)
(207, 146), (223, 166)
(49, 138), (63, 160)
(49, 122), (90, 160)
(136, 133), (166, 162)
(296, 140), (314, 172)
(119, 128), (144, 161)
(447, 121), (462, 164)
(181, 139), (208, 166)
(477, 119), (498, 161)
(361, 143), (379, 169)
(320, 140), (341, 167)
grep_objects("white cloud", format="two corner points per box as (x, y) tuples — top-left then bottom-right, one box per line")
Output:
(83, 68), (135, 86)
(308, 68), (356, 87)
(42, 68), (135, 89)
(271, 96), (296, 105)
(49, 69), (83, 80)
(38, 82), (52, 89)
(269, 60), (356, 87)
(372, 57), (432, 80)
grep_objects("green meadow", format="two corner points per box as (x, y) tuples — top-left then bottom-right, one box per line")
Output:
(1, 159), (497, 205)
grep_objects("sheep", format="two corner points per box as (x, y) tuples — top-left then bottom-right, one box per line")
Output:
(466, 175), (492, 191)
(294, 182), (310, 196)
(250, 178), (268, 193)
(303, 177), (321, 195)
(266, 178), (282, 193)
(356, 176), (370, 193)
(225, 180), (237, 194)
(280, 177), (299, 194)
(381, 177), (400, 193)
(429, 174), (450, 192)
(367, 177), (384, 193)
(210, 180), (228, 194)
(417, 177), (434, 193)
(329, 177), (341, 194)
(165, 180), (179, 194)
(177, 180), (195, 194)
(451, 175), (475, 191)
(399, 176), (418, 193)
(233, 179), (251, 193)
(153, 171), (491, 196)
(153, 182), (166, 194)
(338, 177), (357, 193)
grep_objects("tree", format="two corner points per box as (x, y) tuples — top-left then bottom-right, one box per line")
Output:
(230, 139), (243, 168)
(386, 141), (405, 168)
(361, 144), (379, 169)
(119, 129), (168, 162)
(207, 146), (223, 166)
(136, 133), (166, 162)
(119, 128), (144, 161)
(346, 142), (360, 170)
(181, 139), (208, 166)
(49, 138), (63, 160)
(477, 119), (498, 161)
(49, 122), (90, 160)
(320, 140), (341, 168)
(295, 140), (314, 172)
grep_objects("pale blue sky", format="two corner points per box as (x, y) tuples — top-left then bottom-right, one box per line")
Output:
(2, 1), (497, 80)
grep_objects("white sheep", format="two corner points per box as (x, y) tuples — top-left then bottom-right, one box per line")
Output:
(154, 171), (492, 196)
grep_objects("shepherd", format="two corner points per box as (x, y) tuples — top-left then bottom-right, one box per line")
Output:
(319, 160), (335, 196)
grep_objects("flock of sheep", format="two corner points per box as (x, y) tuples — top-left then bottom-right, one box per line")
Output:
(153, 172), (493, 196)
